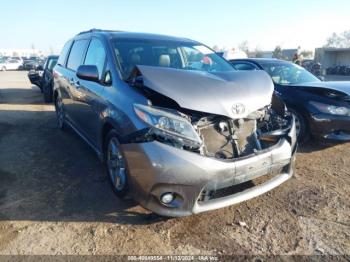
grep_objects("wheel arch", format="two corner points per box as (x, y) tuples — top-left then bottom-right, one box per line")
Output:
(100, 118), (124, 160)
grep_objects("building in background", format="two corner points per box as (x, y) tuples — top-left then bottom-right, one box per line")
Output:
(247, 48), (300, 60)
(315, 47), (350, 69)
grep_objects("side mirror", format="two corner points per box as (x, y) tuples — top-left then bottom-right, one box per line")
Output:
(36, 65), (44, 71)
(76, 65), (99, 82)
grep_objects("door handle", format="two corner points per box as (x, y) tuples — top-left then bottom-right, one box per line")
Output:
(74, 80), (81, 88)
(69, 79), (81, 88)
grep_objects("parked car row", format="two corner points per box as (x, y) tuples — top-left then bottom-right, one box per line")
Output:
(0, 56), (46, 71)
(326, 65), (350, 76)
(301, 59), (322, 76)
(28, 55), (58, 102)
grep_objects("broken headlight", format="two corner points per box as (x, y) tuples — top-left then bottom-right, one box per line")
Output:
(134, 104), (202, 148)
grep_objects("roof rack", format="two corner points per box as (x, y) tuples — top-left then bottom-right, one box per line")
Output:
(78, 28), (123, 35)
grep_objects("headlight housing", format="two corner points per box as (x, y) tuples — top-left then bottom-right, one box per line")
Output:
(134, 104), (202, 148)
(310, 101), (349, 116)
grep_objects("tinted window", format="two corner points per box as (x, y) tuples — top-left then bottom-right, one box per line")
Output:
(67, 39), (89, 71)
(260, 62), (320, 85)
(231, 62), (257, 71)
(84, 39), (106, 78)
(57, 40), (72, 66)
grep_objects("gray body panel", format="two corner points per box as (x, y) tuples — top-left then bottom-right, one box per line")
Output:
(53, 30), (295, 217)
(138, 65), (274, 118)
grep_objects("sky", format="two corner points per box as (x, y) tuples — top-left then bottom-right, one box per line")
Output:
(0, 0), (349, 54)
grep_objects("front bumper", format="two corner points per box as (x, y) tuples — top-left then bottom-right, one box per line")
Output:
(310, 113), (350, 141)
(121, 125), (296, 217)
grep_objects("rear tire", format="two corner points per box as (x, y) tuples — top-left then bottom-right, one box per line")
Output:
(289, 108), (309, 143)
(54, 94), (66, 130)
(104, 130), (129, 198)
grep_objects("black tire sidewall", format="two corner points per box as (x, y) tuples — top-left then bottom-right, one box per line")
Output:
(104, 130), (129, 198)
(289, 108), (308, 142)
(54, 94), (66, 130)
(43, 82), (53, 103)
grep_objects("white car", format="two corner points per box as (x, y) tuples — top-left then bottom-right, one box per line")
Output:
(1, 59), (22, 71)
(0, 57), (5, 71)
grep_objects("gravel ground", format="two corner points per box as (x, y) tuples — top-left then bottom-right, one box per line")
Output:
(0, 71), (349, 256)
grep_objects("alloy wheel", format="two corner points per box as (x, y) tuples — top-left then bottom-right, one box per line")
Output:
(107, 137), (126, 191)
(55, 96), (65, 129)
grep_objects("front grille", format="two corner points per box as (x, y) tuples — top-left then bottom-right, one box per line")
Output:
(198, 171), (280, 203)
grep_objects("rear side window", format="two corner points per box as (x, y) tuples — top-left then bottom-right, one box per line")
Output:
(57, 40), (72, 66)
(66, 39), (89, 71)
(84, 39), (106, 79)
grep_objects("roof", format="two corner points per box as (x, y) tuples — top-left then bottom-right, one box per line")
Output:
(230, 58), (284, 63)
(322, 47), (350, 52)
(76, 28), (199, 44)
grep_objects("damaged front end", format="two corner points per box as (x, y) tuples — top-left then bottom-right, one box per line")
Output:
(131, 100), (295, 160)
(121, 66), (296, 216)
(127, 66), (296, 158)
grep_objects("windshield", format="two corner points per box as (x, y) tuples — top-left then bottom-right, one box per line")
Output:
(112, 39), (234, 79)
(260, 62), (320, 85)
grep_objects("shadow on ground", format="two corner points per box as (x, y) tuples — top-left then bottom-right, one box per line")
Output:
(0, 109), (167, 225)
(0, 87), (45, 105)
(297, 139), (345, 153)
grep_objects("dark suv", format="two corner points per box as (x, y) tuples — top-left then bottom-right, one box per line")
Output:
(53, 29), (296, 217)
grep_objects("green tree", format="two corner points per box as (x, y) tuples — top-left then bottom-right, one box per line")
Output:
(254, 49), (264, 58)
(238, 40), (249, 54)
(324, 30), (350, 48)
(300, 50), (313, 59)
(272, 45), (284, 59)
(212, 45), (219, 51)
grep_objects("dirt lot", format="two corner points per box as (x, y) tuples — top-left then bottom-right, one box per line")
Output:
(0, 71), (349, 256)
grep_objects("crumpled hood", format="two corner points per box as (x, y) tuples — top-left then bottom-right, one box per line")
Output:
(296, 81), (350, 96)
(136, 65), (274, 119)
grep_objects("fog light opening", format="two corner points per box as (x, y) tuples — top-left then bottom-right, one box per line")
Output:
(160, 193), (175, 205)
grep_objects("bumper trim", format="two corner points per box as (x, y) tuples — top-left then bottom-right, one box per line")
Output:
(192, 172), (292, 214)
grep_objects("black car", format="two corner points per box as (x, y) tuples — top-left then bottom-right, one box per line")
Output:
(28, 55), (58, 102)
(23, 56), (45, 70)
(230, 58), (350, 142)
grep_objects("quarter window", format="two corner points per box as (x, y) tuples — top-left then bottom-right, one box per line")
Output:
(84, 39), (106, 79)
(66, 39), (89, 71)
(57, 40), (73, 66)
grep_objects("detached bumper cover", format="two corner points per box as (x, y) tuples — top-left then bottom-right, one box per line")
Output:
(310, 113), (350, 141)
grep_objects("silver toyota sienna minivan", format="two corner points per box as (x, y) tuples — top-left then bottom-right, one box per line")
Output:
(53, 29), (297, 217)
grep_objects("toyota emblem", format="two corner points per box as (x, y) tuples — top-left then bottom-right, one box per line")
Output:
(231, 103), (245, 115)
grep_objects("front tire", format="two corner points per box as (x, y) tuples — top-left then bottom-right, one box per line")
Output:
(289, 108), (309, 143)
(105, 130), (129, 198)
